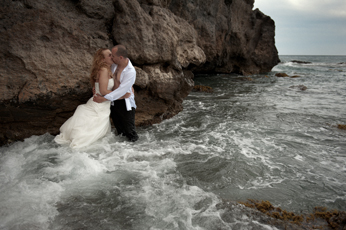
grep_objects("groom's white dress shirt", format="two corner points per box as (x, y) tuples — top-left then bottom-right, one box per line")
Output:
(104, 59), (137, 111)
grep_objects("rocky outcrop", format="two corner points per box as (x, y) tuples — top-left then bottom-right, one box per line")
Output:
(291, 60), (312, 64)
(0, 0), (279, 145)
(167, 0), (279, 74)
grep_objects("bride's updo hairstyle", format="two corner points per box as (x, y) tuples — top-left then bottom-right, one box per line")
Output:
(90, 48), (111, 86)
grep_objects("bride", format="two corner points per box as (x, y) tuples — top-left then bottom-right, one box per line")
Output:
(54, 48), (130, 148)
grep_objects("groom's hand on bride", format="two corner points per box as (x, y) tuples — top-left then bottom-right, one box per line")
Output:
(93, 94), (107, 103)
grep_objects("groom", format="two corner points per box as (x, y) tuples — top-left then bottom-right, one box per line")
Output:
(93, 45), (139, 142)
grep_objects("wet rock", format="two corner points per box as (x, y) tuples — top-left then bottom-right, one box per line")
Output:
(291, 60), (312, 64)
(338, 124), (346, 130)
(238, 77), (254, 81)
(275, 73), (301, 78)
(289, 85), (307, 91)
(192, 85), (213, 93)
(217, 200), (309, 230)
(275, 73), (289, 77)
(221, 200), (346, 230)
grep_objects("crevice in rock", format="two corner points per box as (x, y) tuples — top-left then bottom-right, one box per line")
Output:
(224, 0), (233, 6)
(106, 17), (117, 46)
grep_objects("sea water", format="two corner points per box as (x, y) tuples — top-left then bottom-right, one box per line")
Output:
(1, 55), (345, 229)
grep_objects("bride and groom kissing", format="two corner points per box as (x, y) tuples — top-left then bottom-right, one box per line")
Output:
(54, 45), (139, 148)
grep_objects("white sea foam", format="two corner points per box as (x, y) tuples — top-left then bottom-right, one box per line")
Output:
(0, 132), (286, 230)
(294, 155), (304, 161)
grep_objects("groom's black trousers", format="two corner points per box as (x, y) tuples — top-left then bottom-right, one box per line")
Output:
(110, 99), (139, 142)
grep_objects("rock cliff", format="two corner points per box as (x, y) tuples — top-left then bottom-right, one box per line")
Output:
(0, 0), (279, 145)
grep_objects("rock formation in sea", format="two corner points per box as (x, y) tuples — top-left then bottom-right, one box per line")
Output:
(0, 0), (279, 145)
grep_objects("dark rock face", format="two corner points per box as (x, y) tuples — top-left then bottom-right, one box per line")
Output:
(0, 0), (279, 145)
(167, 0), (279, 74)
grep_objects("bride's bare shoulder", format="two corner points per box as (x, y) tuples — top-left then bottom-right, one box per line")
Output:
(98, 67), (111, 80)
(99, 67), (110, 73)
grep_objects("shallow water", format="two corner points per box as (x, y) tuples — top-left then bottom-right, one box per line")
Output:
(1, 55), (346, 229)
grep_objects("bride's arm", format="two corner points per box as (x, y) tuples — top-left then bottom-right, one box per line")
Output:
(98, 68), (113, 96)
(118, 87), (134, 99)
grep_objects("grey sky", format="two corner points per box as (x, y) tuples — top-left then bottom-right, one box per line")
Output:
(253, 0), (346, 55)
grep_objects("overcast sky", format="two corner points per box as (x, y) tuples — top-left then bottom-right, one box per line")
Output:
(253, 0), (346, 55)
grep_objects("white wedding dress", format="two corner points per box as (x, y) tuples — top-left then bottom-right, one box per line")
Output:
(54, 78), (114, 148)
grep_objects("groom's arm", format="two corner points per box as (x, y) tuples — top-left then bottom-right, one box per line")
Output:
(104, 70), (135, 101)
